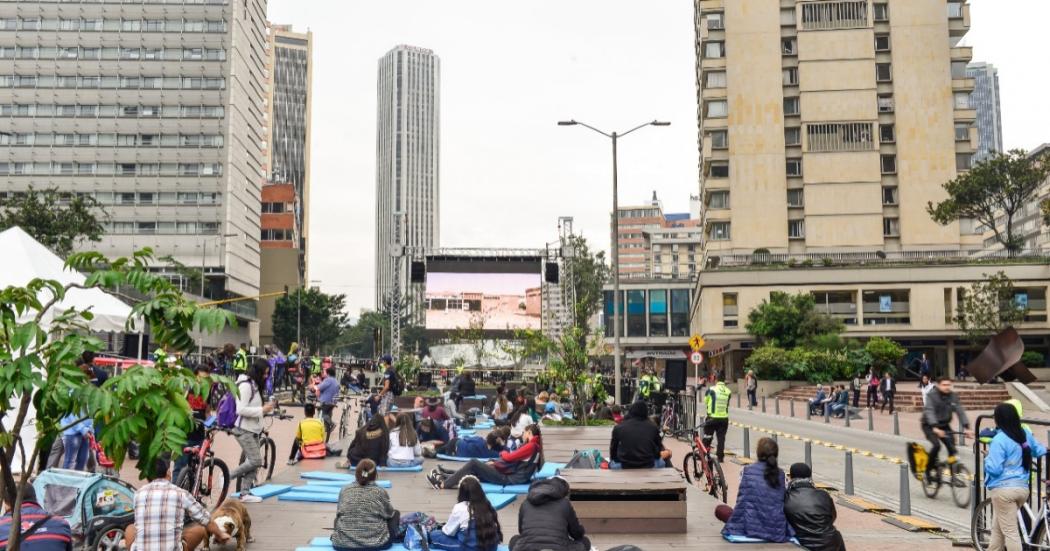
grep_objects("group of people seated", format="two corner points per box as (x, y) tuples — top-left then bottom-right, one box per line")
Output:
(807, 384), (853, 418)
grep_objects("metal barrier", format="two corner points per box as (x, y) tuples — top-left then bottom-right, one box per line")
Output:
(972, 414), (1050, 524)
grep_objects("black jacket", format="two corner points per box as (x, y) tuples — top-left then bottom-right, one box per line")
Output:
(346, 426), (389, 466)
(784, 479), (846, 551)
(451, 375), (477, 398)
(610, 415), (662, 469)
(510, 478), (588, 551)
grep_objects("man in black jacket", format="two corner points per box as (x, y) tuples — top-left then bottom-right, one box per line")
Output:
(879, 371), (896, 414)
(784, 463), (845, 551)
(610, 401), (670, 469)
(509, 477), (590, 551)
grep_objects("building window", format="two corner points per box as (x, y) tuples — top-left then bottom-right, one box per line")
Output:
(706, 12), (725, 30)
(875, 35), (891, 52)
(784, 97), (800, 116)
(786, 158), (803, 177)
(878, 94), (895, 113)
(883, 217), (900, 237)
(954, 92), (972, 109)
(708, 190), (730, 209)
(876, 63), (893, 82)
(947, 2), (964, 18)
(783, 67), (799, 86)
(863, 289), (910, 324)
(784, 127), (802, 146)
(705, 41), (726, 58)
(880, 124), (895, 143)
(788, 220), (805, 239)
(881, 154), (897, 174)
(813, 291), (858, 325)
(710, 222), (731, 241)
(723, 293), (739, 328)
(806, 122), (875, 152)
(873, 3), (889, 21)
(787, 189), (804, 207)
(800, 1), (868, 30)
(671, 289), (691, 336)
(706, 100), (728, 118)
(956, 153), (973, 171)
(951, 61), (968, 79)
(882, 186), (899, 205)
(626, 290), (646, 337)
(705, 71), (727, 89)
(710, 130), (728, 149)
(782, 38), (797, 55)
(1015, 288), (1049, 322)
(955, 123), (971, 141)
(649, 290), (669, 337)
(710, 162), (729, 178)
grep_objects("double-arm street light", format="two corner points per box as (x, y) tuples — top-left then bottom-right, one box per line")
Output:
(558, 119), (670, 404)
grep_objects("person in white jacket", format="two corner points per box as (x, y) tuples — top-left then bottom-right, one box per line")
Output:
(230, 358), (273, 503)
(387, 412), (423, 468)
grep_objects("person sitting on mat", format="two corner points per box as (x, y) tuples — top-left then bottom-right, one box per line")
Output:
(491, 389), (512, 423)
(716, 438), (795, 544)
(610, 401), (671, 469)
(429, 476), (503, 551)
(417, 417), (450, 446)
(337, 414), (389, 469)
(429, 431), (506, 460)
(507, 402), (535, 448)
(508, 476), (590, 551)
(332, 459), (399, 551)
(428, 424), (543, 489)
(287, 402), (326, 465)
(387, 412), (423, 468)
(784, 463), (845, 551)
(422, 397), (451, 423)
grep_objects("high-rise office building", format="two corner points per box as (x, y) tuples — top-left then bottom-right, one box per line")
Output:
(259, 23), (311, 345)
(374, 45), (440, 320)
(966, 62), (1003, 162)
(0, 0), (269, 327)
(616, 192), (703, 280)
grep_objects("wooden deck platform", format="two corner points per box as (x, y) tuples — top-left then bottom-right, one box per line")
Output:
(560, 468), (688, 534)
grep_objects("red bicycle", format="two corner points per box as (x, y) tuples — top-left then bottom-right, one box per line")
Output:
(174, 419), (230, 510)
(676, 421), (728, 503)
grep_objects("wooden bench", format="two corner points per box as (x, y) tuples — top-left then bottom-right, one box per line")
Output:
(559, 469), (688, 534)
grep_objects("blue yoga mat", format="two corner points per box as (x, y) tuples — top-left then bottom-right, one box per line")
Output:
(279, 492), (339, 503)
(304, 479), (395, 488)
(435, 453), (474, 462)
(457, 429), (476, 436)
(294, 480), (392, 492)
(248, 484), (292, 498)
(723, 534), (801, 545)
(308, 537), (332, 546)
(473, 422), (495, 429)
(488, 493), (517, 510)
(533, 462), (566, 480)
(301, 467), (421, 481)
(305, 538), (510, 551)
(481, 482), (531, 495)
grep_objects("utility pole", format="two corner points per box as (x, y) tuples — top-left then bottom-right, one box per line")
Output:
(389, 212), (405, 361)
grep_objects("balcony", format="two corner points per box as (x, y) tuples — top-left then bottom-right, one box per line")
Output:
(704, 208), (732, 222)
(950, 46), (973, 62)
(948, 3), (971, 37)
(954, 107), (977, 122)
(952, 77), (976, 92)
(702, 177), (730, 191)
(701, 57), (727, 70)
(702, 87), (728, 101)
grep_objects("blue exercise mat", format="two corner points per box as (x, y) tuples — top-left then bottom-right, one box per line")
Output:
(533, 462), (565, 479)
(304, 479), (395, 488)
(473, 422), (495, 429)
(481, 482), (531, 495)
(279, 492), (339, 503)
(247, 484), (292, 498)
(487, 493), (517, 510)
(308, 537), (332, 546)
(723, 534), (801, 545)
(435, 453), (474, 462)
(294, 480), (392, 492)
(457, 429), (476, 436)
(305, 538), (510, 551)
(301, 467), (421, 481)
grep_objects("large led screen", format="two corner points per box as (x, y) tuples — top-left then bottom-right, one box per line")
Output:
(424, 262), (542, 331)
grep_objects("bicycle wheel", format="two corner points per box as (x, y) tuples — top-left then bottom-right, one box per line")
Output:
(970, 498), (992, 551)
(682, 452), (701, 486)
(921, 465), (941, 499)
(707, 454), (729, 503)
(177, 457), (229, 509)
(339, 408), (350, 440)
(262, 437), (277, 481)
(949, 462), (972, 508)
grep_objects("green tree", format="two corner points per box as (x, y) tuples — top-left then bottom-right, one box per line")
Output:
(864, 337), (906, 374)
(0, 186), (107, 257)
(333, 308), (427, 359)
(272, 287), (350, 354)
(1, 248), (236, 550)
(564, 235), (611, 334)
(927, 149), (1050, 254)
(955, 271), (1028, 345)
(746, 291), (844, 349)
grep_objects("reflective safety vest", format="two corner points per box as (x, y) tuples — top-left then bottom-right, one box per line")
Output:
(706, 382), (732, 419)
(311, 357), (322, 374)
(233, 349), (248, 372)
(639, 374), (662, 399)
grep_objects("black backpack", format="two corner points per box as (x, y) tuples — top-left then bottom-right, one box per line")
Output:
(389, 369), (404, 396)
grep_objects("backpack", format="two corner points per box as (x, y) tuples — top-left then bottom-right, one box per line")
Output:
(566, 448), (603, 469)
(217, 381), (254, 429)
(389, 369), (404, 396)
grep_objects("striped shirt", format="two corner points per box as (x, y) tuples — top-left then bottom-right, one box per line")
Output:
(131, 479), (210, 551)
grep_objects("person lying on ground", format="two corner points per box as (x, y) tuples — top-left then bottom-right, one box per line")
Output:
(508, 477), (590, 551)
(429, 476), (503, 551)
(332, 460), (399, 551)
(387, 412), (423, 468)
(428, 424), (543, 489)
(427, 432), (506, 460)
(417, 417), (450, 446)
(124, 456), (229, 551)
(784, 463), (845, 551)
(610, 401), (671, 469)
(716, 437), (795, 543)
(288, 402), (326, 465)
(337, 414), (389, 469)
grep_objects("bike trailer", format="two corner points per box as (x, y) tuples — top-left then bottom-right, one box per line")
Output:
(32, 468), (136, 542)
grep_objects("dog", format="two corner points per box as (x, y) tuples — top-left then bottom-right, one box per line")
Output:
(210, 498), (252, 551)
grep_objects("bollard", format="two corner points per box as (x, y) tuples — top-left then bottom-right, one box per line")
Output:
(806, 403), (811, 421)
(898, 463), (911, 515)
(824, 405), (830, 424)
(844, 451), (854, 495)
(958, 419), (966, 447)
(775, 397), (781, 415)
(867, 407), (874, 432)
(736, 392), (741, 408)
(893, 412), (900, 436)
(761, 396), (767, 413)
(845, 408), (851, 427)
(790, 399), (796, 418)
(805, 440), (813, 468)
(743, 428), (751, 459)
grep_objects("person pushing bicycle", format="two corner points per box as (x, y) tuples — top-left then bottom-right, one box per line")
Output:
(921, 376), (971, 479)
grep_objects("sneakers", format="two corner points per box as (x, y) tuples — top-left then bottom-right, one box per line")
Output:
(240, 493), (263, 504)
(286, 458), (299, 466)
(426, 469), (445, 490)
(335, 460), (352, 469)
(436, 464), (456, 475)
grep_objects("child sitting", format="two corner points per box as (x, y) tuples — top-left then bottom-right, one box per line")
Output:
(288, 403), (326, 465)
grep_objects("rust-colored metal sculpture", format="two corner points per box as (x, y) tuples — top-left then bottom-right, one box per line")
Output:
(966, 327), (1036, 385)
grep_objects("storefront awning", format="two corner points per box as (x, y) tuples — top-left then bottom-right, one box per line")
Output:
(626, 349), (688, 360)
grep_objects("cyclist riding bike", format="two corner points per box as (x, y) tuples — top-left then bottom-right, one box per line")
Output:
(921, 376), (971, 479)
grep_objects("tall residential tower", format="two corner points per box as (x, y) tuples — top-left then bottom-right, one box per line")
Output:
(374, 45), (440, 320)
(966, 61), (1003, 162)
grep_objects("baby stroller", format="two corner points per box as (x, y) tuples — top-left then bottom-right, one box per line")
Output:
(32, 468), (137, 551)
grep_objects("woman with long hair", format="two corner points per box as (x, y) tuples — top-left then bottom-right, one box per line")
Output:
(332, 459), (399, 551)
(984, 402), (1047, 551)
(429, 424), (544, 489)
(429, 476), (503, 551)
(508, 400), (535, 445)
(229, 358), (274, 502)
(339, 412), (391, 468)
(387, 412), (423, 468)
(718, 437), (794, 543)
(492, 389), (511, 422)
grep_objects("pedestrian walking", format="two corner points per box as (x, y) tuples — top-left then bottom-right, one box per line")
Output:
(880, 371), (896, 414)
(851, 372), (863, 408)
(745, 370), (758, 409)
(866, 369), (880, 408)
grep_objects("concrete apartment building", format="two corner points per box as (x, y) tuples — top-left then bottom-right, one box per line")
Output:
(259, 23), (311, 346)
(0, 0), (269, 347)
(690, 0), (1050, 378)
(375, 45), (440, 324)
(966, 61), (1003, 162)
(617, 192), (703, 280)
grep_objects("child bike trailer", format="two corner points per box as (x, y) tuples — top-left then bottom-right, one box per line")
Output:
(33, 468), (136, 551)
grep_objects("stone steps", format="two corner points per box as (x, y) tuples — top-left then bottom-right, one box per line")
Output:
(772, 383), (1011, 413)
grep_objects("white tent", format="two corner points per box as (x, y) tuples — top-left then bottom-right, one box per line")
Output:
(0, 226), (136, 473)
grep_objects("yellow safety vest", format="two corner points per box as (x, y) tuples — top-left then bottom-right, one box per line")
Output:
(640, 374), (661, 398)
(233, 349), (248, 372)
(706, 382), (732, 419)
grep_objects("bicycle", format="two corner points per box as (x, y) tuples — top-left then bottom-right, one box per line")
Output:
(918, 431), (972, 508)
(337, 393), (368, 440)
(174, 419), (230, 510)
(235, 409), (293, 493)
(972, 480), (1050, 551)
(660, 393), (682, 436)
(677, 421), (729, 503)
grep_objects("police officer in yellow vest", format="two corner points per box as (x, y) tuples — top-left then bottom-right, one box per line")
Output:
(704, 371), (732, 463)
(310, 356), (322, 376)
(232, 343), (248, 373)
(638, 369), (662, 402)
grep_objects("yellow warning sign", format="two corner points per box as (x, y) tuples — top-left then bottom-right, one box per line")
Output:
(689, 335), (705, 351)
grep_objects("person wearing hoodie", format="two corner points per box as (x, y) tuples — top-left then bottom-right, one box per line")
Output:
(229, 358), (274, 502)
(984, 403), (1047, 551)
(610, 401), (669, 468)
(783, 463), (845, 551)
(508, 477), (590, 551)
(338, 413), (391, 468)
(429, 425), (543, 489)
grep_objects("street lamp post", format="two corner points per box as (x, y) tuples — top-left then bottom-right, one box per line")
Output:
(197, 232), (237, 356)
(558, 119), (670, 404)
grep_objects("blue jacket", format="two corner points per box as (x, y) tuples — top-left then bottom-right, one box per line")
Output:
(985, 430), (1047, 490)
(0, 501), (73, 551)
(723, 462), (794, 543)
(456, 436), (500, 459)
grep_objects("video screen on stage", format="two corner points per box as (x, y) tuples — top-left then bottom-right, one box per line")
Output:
(424, 256), (543, 332)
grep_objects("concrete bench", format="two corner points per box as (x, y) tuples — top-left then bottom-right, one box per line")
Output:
(559, 468), (687, 534)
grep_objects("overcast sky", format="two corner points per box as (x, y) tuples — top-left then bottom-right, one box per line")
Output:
(266, 0), (1050, 316)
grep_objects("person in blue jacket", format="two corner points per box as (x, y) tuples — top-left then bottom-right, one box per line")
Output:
(435, 432), (505, 460)
(718, 437), (794, 543)
(984, 402), (1047, 551)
